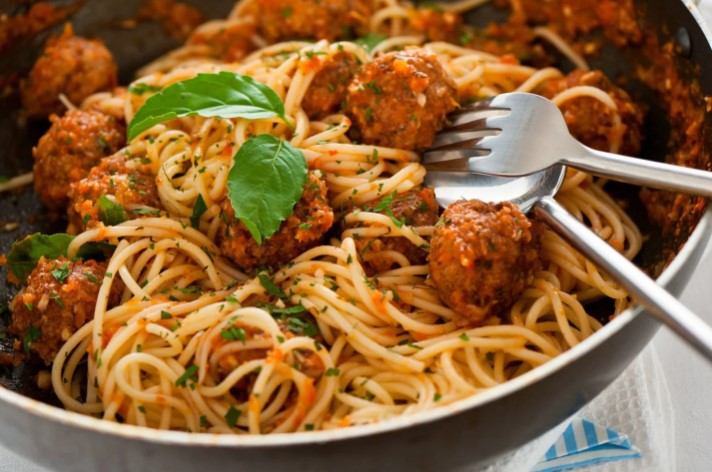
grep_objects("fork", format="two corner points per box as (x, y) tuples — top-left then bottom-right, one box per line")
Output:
(423, 92), (712, 196)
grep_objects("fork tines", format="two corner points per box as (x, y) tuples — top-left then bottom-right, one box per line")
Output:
(424, 99), (509, 167)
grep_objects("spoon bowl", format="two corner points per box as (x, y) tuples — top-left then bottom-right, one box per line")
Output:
(425, 165), (712, 363)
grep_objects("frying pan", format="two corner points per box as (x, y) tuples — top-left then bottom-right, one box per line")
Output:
(0, 0), (710, 470)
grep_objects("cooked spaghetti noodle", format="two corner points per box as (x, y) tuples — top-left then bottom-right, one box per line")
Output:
(37, 0), (645, 434)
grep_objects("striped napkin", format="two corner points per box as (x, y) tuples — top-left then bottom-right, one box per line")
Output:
(532, 419), (641, 472)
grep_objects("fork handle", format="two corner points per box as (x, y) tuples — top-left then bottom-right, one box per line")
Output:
(534, 195), (712, 363)
(563, 146), (712, 197)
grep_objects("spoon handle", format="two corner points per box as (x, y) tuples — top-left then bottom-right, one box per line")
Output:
(534, 195), (712, 362)
(562, 146), (712, 197)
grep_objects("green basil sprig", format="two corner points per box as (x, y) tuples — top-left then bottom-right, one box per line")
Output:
(227, 135), (307, 245)
(127, 72), (290, 141)
(7, 233), (114, 281)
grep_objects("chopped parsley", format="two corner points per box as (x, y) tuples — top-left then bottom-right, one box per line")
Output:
(175, 364), (199, 389)
(258, 274), (287, 300)
(220, 326), (247, 343)
(22, 326), (41, 354)
(51, 262), (71, 284)
(225, 405), (241, 428)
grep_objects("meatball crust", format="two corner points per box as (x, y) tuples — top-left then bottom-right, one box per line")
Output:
(33, 110), (126, 211)
(21, 25), (118, 118)
(218, 171), (335, 272)
(302, 51), (360, 118)
(256, 0), (371, 42)
(345, 49), (458, 151)
(9, 257), (121, 364)
(429, 200), (541, 327)
(186, 20), (257, 62)
(408, 7), (463, 43)
(68, 154), (161, 233)
(539, 70), (644, 156)
(350, 188), (439, 275)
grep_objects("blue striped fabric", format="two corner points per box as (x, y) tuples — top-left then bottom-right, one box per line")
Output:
(532, 419), (641, 472)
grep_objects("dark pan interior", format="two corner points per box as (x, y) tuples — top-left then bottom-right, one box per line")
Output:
(0, 0), (709, 403)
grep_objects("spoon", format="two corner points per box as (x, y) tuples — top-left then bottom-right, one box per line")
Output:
(425, 165), (712, 363)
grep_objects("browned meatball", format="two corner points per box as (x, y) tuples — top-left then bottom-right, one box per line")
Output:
(256, 0), (371, 42)
(138, 0), (205, 40)
(496, 0), (641, 47)
(345, 49), (458, 151)
(33, 110), (126, 211)
(218, 171), (334, 272)
(302, 51), (360, 118)
(429, 200), (541, 327)
(408, 7), (463, 43)
(67, 154), (161, 233)
(186, 20), (257, 62)
(9, 256), (121, 364)
(349, 188), (439, 275)
(538, 70), (644, 156)
(463, 24), (553, 69)
(21, 25), (118, 119)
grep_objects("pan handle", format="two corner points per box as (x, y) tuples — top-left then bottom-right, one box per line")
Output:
(534, 195), (712, 363)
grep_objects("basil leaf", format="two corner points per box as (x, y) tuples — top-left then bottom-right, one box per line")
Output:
(76, 241), (116, 261)
(355, 33), (388, 52)
(7, 234), (74, 281)
(6, 234), (115, 281)
(190, 194), (208, 229)
(128, 72), (289, 141)
(227, 135), (307, 244)
(96, 195), (129, 226)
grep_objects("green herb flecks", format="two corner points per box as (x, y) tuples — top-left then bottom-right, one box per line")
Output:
(175, 365), (199, 389)
(51, 262), (71, 284)
(22, 326), (41, 355)
(190, 194), (208, 229)
(225, 405), (242, 428)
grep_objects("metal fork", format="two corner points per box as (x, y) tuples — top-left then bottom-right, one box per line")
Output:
(423, 92), (712, 196)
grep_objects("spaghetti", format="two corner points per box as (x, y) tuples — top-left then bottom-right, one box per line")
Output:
(34, 0), (644, 433)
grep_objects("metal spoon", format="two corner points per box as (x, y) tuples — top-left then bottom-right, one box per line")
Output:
(425, 165), (712, 363)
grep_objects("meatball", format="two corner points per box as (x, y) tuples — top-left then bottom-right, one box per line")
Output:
(9, 256), (120, 364)
(256, 0), (371, 42)
(498, 0), (642, 47)
(186, 20), (257, 62)
(463, 24), (553, 69)
(21, 25), (118, 119)
(345, 49), (458, 151)
(538, 70), (644, 156)
(218, 171), (334, 272)
(302, 51), (360, 118)
(349, 188), (439, 275)
(429, 200), (541, 327)
(138, 0), (205, 40)
(33, 110), (126, 211)
(68, 154), (160, 233)
(408, 7), (463, 43)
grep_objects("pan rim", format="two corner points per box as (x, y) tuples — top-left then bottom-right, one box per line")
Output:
(0, 0), (709, 450)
